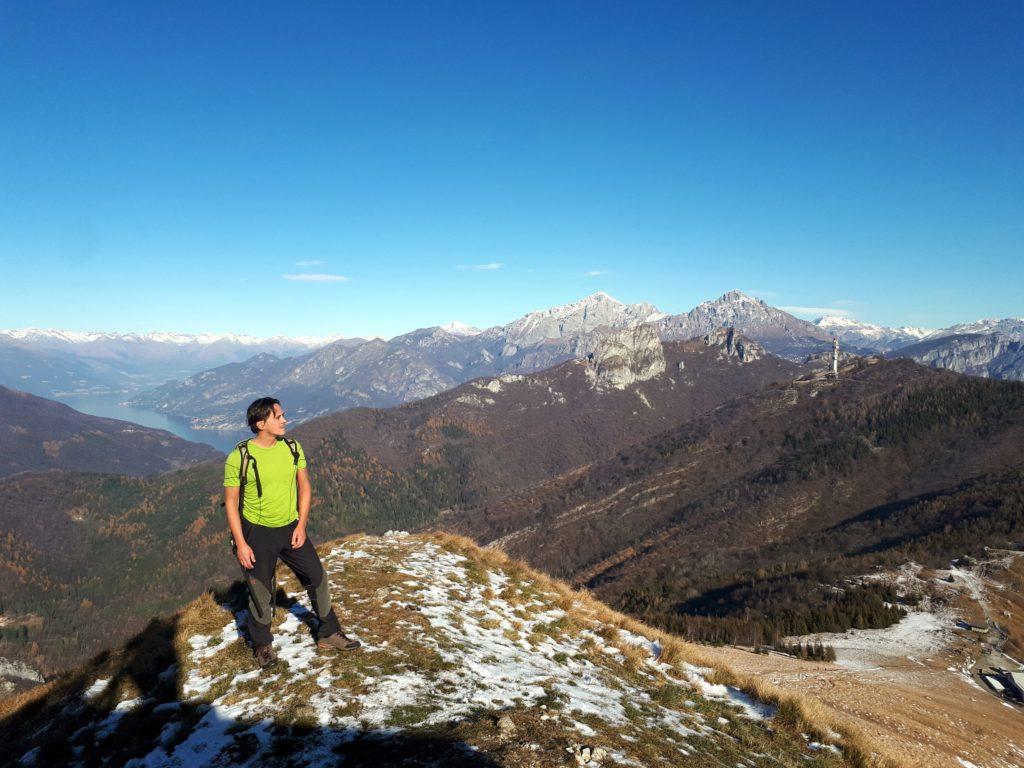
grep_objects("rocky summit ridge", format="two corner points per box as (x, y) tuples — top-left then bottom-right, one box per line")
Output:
(2, 533), (861, 768)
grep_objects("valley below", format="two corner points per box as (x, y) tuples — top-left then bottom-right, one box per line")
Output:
(721, 552), (1024, 768)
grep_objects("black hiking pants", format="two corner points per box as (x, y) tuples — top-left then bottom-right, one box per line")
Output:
(236, 518), (341, 648)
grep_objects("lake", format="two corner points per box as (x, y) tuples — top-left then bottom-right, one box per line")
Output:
(56, 393), (247, 454)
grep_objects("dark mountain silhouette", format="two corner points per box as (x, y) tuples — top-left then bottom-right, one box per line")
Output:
(0, 385), (220, 478)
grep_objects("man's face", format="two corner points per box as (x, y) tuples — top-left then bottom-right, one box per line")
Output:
(258, 404), (287, 436)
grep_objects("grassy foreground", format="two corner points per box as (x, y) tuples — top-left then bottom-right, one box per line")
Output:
(1, 532), (900, 767)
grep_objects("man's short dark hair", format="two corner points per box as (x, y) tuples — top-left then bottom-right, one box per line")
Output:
(246, 397), (281, 434)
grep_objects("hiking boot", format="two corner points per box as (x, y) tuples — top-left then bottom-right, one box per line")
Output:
(317, 632), (361, 651)
(254, 644), (279, 669)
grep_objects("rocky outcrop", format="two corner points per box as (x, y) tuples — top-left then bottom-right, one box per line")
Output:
(585, 324), (666, 390)
(703, 327), (763, 362)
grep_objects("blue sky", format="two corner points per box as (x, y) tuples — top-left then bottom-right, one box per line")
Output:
(1, 1), (1021, 339)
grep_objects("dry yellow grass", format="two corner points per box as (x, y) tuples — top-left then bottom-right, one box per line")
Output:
(719, 644), (1024, 768)
(0, 678), (60, 721)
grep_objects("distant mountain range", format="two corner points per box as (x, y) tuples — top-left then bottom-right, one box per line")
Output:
(0, 385), (220, 478)
(814, 314), (1024, 352)
(123, 291), (832, 431)
(4, 291), (1022, 430)
(125, 291), (1024, 431)
(0, 328), (367, 397)
(887, 333), (1024, 380)
(127, 291), (673, 430)
(812, 315), (932, 352)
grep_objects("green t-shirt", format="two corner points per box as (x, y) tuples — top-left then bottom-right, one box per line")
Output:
(224, 438), (307, 527)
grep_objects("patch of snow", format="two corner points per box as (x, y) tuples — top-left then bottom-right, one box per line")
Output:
(83, 678), (110, 700)
(789, 610), (952, 671)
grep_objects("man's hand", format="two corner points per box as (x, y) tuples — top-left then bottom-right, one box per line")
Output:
(236, 541), (256, 569)
(291, 523), (307, 549)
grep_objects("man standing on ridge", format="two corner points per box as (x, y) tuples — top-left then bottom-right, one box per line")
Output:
(224, 396), (360, 668)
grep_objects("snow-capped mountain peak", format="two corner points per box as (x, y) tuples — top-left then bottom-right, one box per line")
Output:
(811, 316), (934, 351)
(894, 326), (932, 339)
(439, 321), (482, 337)
(502, 292), (665, 348)
(923, 317), (1024, 341)
(815, 315), (931, 341)
(0, 328), (350, 348)
(815, 315), (866, 330)
(540, 291), (625, 318)
(710, 289), (764, 306)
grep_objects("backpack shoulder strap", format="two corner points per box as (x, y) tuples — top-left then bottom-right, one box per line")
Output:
(281, 437), (302, 513)
(234, 442), (249, 514)
(282, 437), (300, 466)
(235, 439), (262, 506)
(235, 439), (251, 478)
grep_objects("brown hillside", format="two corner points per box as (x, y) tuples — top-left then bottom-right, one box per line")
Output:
(0, 385), (219, 478)
(435, 357), (1024, 644)
(294, 336), (803, 502)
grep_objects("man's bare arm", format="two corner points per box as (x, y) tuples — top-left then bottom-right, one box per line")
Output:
(225, 486), (255, 568)
(296, 468), (311, 526)
(292, 468), (312, 548)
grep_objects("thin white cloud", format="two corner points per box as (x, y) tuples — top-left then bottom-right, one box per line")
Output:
(780, 305), (853, 317)
(295, 260), (325, 266)
(585, 270), (605, 277)
(281, 273), (351, 283)
(457, 262), (503, 271)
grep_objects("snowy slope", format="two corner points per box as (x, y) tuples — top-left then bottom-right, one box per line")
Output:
(4, 533), (852, 768)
